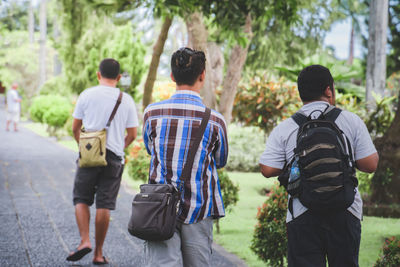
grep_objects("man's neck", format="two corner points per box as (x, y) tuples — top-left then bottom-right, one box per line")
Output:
(176, 85), (201, 94)
(303, 97), (332, 106)
(99, 80), (118, 88)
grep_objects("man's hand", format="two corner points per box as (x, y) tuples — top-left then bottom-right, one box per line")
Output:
(72, 118), (83, 143)
(124, 127), (137, 148)
(260, 164), (282, 178)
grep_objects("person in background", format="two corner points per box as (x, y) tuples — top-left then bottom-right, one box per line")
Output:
(6, 83), (22, 132)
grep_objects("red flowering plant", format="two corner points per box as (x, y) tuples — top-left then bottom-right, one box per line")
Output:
(232, 75), (301, 134)
(251, 183), (288, 267)
(374, 235), (400, 267)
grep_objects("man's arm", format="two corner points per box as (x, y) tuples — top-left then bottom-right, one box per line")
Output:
(260, 164), (282, 178)
(124, 127), (137, 148)
(72, 118), (82, 143)
(356, 152), (379, 173)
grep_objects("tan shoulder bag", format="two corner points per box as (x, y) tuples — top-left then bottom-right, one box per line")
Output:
(78, 91), (123, 168)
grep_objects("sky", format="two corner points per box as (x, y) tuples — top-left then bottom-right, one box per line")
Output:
(323, 18), (367, 60)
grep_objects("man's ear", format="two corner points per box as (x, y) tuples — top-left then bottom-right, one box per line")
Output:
(97, 71), (101, 81)
(199, 70), (205, 82)
(115, 74), (122, 82)
(170, 72), (176, 82)
(324, 86), (333, 98)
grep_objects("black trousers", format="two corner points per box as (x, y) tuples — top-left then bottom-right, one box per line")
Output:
(287, 210), (361, 267)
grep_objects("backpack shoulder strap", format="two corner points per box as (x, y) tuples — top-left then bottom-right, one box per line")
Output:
(324, 106), (342, 122)
(291, 111), (308, 127)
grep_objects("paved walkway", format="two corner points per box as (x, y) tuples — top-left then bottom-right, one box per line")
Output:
(0, 107), (246, 267)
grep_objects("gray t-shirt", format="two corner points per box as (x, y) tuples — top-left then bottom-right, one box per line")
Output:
(73, 85), (139, 158)
(259, 101), (377, 222)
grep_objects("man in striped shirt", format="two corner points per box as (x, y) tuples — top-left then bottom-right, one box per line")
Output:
(142, 47), (228, 267)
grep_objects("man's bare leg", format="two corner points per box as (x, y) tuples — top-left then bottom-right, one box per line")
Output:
(74, 203), (92, 250)
(6, 120), (10, 131)
(13, 122), (18, 132)
(93, 208), (110, 262)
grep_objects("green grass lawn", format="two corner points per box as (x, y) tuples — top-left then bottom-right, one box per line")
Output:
(213, 172), (400, 267)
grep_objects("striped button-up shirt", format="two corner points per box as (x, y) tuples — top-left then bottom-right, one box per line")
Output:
(143, 90), (228, 224)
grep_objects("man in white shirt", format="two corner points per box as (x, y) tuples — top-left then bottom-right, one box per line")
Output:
(6, 83), (21, 132)
(259, 65), (379, 267)
(67, 58), (139, 264)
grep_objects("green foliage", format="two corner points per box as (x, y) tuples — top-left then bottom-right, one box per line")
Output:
(277, 53), (365, 99)
(217, 169), (239, 212)
(0, 31), (40, 107)
(39, 76), (71, 96)
(43, 105), (71, 128)
(356, 170), (374, 196)
(251, 184), (288, 267)
(225, 124), (265, 172)
(127, 139), (150, 183)
(58, 3), (146, 95)
(0, 1), (29, 31)
(374, 236), (400, 267)
(233, 76), (301, 133)
(365, 94), (397, 139)
(29, 95), (72, 136)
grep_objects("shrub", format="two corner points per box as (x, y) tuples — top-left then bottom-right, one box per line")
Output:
(226, 124), (265, 172)
(126, 139), (150, 183)
(233, 76), (301, 134)
(218, 169), (239, 213)
(152, 81), (176, 103)
(251, 183), (288, 267)
(29, 95), (72, 137)
(43, 105), (71, 128)
(374, 236), (400, 267)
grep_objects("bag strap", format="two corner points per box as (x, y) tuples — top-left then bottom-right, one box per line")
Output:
(106, 91), (123, 128)
(179, 107), (211, 187)
(291, 112), (308, 127)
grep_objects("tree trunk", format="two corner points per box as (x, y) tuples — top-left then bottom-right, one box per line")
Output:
(53, 13), (62, 76)
(39, 0), (47, 87)
(371, 94), (400, 204)
(142, 16), (173, 110)
(185, 12), (216, 109)
(28, 0), (34, 44)
(347, 20), (354, 65)
(218, 13), (253, 124)
(365, 0), (389, 105)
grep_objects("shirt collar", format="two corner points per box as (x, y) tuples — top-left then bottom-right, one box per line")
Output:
(171, 90), (202, 101)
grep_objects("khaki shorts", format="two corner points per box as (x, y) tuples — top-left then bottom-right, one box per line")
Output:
(7, 110), (20, 123)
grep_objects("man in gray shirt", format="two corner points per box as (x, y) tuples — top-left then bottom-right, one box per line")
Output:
(259, 65), (379, 267)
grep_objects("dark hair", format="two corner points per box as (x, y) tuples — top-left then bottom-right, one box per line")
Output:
(99, 58), (120, 79)
(171, 47), (206, 86)
(297, 65), (334, 102)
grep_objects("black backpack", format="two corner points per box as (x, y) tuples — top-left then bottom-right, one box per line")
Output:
(279, 105), (358, 216)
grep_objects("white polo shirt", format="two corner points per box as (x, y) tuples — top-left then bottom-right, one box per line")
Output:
(259, 101), (377, 222)
(73, 85), (139, 158)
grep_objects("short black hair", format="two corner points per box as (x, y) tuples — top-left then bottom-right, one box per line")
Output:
(171, 47), (206, 86)
(99, 58), (120, 79)
(297, 65), (334, 102)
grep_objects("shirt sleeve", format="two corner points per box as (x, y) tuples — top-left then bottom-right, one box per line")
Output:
(72, 93), (85, 119)
(215, 119), (228, 168)
(142, 110), (152, 155)
(259, 125), (287, 170)
(352, 113), (377, 160)
(125, 94), (139, 128)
